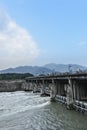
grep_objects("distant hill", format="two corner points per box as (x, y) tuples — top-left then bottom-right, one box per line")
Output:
(0, 66), (52, 75)
(0, 63), (87, 75)
(44, 63), (87, 73)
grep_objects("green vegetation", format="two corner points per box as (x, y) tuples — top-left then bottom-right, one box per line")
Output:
(0, 73), (33, 80)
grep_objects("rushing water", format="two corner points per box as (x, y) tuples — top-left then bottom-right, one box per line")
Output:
(0, 91), (87, 130)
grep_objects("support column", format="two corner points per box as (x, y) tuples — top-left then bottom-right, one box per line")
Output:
(33, 82), (38, 93)
(50, 79), (57, 102)
(73, 81), (76, 101)
(29, 82), (33, 91)
(37, 82), (41, 92)
(57, 82), (61, 95)
(66, 78), (73, 109)
(40, 80), (45, 96)
(76, 83), (80, 100)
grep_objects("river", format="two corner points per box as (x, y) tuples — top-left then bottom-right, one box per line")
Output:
(0, 91), (87, 130)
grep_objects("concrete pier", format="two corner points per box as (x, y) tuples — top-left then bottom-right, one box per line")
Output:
(66, 79), (73, 109)
(40, 80), (46, 96)
(50, 79), (57, 101)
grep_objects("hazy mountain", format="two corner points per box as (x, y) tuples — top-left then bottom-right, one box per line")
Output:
(0, 63), (87, 75)
(44, 63), (87, 73)
(0, 66), (52, 75)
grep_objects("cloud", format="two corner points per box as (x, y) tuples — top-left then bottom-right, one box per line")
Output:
(0, 11), (39, 69)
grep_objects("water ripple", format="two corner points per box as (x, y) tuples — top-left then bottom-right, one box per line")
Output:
(0, 92), (87, 130)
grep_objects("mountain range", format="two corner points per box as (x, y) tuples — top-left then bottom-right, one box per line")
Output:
(0, 63), (87, 75)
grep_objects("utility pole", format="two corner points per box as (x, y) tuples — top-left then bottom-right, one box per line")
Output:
(68, 64), (72, 73)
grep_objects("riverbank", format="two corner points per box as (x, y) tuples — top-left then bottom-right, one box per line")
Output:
(0, 80), (29, 92)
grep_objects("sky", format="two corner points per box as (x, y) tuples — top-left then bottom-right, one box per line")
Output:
(0, 0), (87, 70)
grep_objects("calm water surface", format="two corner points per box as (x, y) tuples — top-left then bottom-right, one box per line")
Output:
(0, 91), (87, 130)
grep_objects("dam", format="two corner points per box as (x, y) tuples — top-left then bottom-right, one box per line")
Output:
(25, 73), (87, 114)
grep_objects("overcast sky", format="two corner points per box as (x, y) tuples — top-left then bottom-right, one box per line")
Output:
(0, 0), (87, 70)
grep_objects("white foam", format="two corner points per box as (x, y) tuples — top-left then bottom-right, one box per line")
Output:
(0, 92), (50, 119)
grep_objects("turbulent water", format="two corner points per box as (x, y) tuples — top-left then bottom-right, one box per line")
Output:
(0, 91), (87, 130)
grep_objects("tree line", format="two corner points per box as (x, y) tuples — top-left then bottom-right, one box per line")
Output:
(0, 73), (33, 80)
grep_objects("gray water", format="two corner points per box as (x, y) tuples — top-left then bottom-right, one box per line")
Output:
(0, 92), (87, 130)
